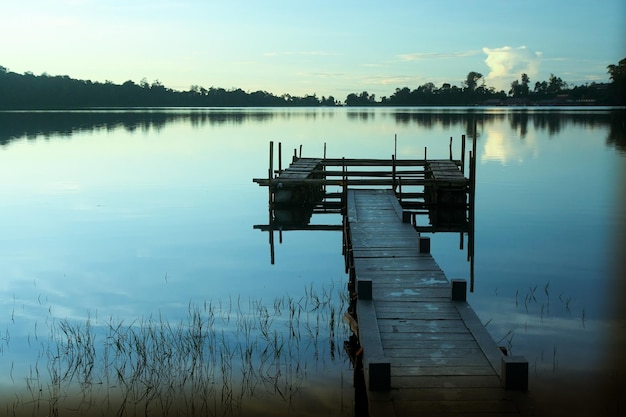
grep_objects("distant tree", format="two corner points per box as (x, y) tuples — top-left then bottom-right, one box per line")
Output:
(416, 82), (436, 94)
(320, 95), (338, 106)
(345, 91), (376, 106)
(388, 87), (411, 105)
(534, 80), (548, 95)
(464, 71), (483, 92)
(607, 57), (626, 105)
(510, 73), (530, 97)
(547, 73), (566, 94)
(1, 60), (621, 108)
(521, 73), (530, 96)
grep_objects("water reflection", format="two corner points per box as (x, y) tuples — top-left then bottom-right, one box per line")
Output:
(2, 108), (625, 154)
(481, 126), (539, 164)
(1, 108), (625, 416)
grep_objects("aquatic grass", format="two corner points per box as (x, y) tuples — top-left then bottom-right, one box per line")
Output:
(3, 281), (349, 416)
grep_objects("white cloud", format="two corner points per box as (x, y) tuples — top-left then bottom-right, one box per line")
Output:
(482, 46), (542, 91)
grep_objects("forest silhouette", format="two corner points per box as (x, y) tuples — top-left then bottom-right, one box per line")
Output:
(1, 58), (624, 109)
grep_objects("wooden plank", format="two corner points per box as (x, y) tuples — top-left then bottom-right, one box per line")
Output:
(353, 269), (447, 279)
(390, 365), (497, 377)
(390, 387), (515, 401)
(387, 356), (492, 368)
(391, 375), (502, 389)
(254, 177), (468, 186)
(376, 310), (461, 320)
(378, 321), (469, 333)
(375, 300), (456, 309)
(383, 340), (483, 351)
(321, 158), (459, 167)
(353, 257), (442, 271)
(379, 332), (476, 342)
(384, 347), (485, 359)
(352, 248), (423, 258)
(392, 399), (520, 416)
(455, 301), (506, 378)
(375, 304), (458, 314)
(373, 289), (452, 302)
(347, 189), (357, 222)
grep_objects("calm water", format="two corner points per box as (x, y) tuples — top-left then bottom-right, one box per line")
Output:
(1, 108), (625, 416)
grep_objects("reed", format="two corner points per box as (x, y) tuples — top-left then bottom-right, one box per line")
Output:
(3, 280), (348, 417)
(484, 280), (588, 381)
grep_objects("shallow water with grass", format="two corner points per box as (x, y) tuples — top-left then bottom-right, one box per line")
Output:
(1, 108), (625, 416)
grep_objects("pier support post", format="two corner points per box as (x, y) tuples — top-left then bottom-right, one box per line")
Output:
(419, 236), (430, 254)
(451, 279), (467, 301)
(402, 210), (412, 223)
(367, 358), (391, 391)
(357, 279), (372, 300)
(502, 355), (529, 391)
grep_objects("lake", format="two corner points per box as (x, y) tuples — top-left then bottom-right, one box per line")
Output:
(1, 107), (625, 416)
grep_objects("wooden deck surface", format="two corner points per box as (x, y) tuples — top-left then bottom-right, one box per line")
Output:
(426, 160), (466, 181)
(346, 189), (530, 417)
(276, 157), (322, 180)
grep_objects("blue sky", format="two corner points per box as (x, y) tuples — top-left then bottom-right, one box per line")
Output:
(2, 0), (624, 98)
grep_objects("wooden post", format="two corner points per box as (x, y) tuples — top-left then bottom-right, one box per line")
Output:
(278, 142), (282, 173)
(268, 207), (275, 265)
(392, 154), (396, 191)
(358, 279), (373, 300)
(299, 144), (302, 158)
(323, 142), (327, 195)
(502, 356), (529, 390)
(269, 141), (274, 180)
(269, 230), (275, 265)
(468, 151), (474, 266)
(394, 133), (397, 159)
(368, 359), (391, 391)
(342, 157), (347, 213)
(449, 136), (453, 160)
(424, 146), (427, 161)
(472, 120), (477, 164)
(419, 236), (430, 253)
(451, 279), (467, 301)
(469, 120), (477, 292)
(461, 134), (466, 174)
(268, 141), (274, 209)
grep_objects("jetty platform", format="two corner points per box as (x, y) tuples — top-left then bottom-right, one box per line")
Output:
(253, 139), (530, 416)
(344, 189), (529, 416)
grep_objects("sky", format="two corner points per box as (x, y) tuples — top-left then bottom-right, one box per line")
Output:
(1, 0), (625, 99)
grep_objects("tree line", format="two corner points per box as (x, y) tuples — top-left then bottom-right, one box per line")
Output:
(1, 58), (624, 109)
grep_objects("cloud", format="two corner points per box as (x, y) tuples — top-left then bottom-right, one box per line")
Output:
(482, 46), (542, 91)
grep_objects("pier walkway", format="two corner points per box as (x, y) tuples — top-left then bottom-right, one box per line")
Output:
(345, 189), (529, 417)
(253, 140), (530, 415)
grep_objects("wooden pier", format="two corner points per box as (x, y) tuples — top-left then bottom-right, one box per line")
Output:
(344, 189), (529, 416)
(253, 138), (529, 416)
